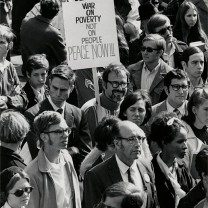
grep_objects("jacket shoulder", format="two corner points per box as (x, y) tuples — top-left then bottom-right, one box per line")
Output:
(127, 61), (143, 74)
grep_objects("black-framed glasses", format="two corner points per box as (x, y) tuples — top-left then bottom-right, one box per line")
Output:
(157, 25), (173, 35)
(44, 128), (71, 135)
(117, 136), (146, 145)
(10, 187), (34, 197)
(107, 81), (128, 88)
(170, 84), (189, 91)
(141, 46), (160, 53)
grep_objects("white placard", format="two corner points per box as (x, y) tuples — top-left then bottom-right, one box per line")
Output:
(62, 0), (120, 70)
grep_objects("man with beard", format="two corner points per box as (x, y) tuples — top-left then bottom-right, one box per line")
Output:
(147, 14), (187, 70)
(81, 63), (129, 146)
(84, 120), (159, 208)
(22, 65), (91, 174)
(128, 34), (172, 105)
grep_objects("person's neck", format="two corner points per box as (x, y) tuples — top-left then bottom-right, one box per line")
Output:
(194, 119), (204, 129)
(44, 148), (61, 164)
(116, 153), (134, 167)
(29, 82), (43, 91)
(145, 60), (160, 72)
(165, 42), (172, 55)
(167, 98), (183, 109)
(0, 56), (6, 64)
(189, 76), (201, 87)
(160, 151), (175, 168)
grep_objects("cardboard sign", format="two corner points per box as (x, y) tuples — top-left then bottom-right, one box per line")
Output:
(62, 0), (120, 70)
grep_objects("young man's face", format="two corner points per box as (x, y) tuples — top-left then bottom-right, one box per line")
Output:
(183, 52), (204, 79)
(27, 68), (48, 89)
(154, 20), (173, 44)
(141, 40), (162, 64)
(0, 36), (9, 58)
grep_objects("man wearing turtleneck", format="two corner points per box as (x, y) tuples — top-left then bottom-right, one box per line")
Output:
(81, 63), (129, 146)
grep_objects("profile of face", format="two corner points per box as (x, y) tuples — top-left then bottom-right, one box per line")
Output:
(167, 78), (189, 108)
(154, 20), (173, 44)
(184, 8), (197, 28)
(124, 99), (146, 126)
(103, 195), (124, 208)
(183, 52), (204, 79)
(49, 77), (73, 107)
(103, 71), (128, 103)
(163, 127), (187, 159)
(7, 178), (31, 208)
(193, 99), (208, 127)
(141, 40), (162, 64)
(27, 68), (48, 90)
(115, 122), (145, 166)
(0, 36), (10, 58)
(42, 119), (69, 151)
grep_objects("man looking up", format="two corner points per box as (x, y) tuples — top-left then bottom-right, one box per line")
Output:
(181, 46), (205, 95)
(22, 65), (91, 173)
(128, 34), (172, 105)
(25, 111), (81, 208)
(84, 120), (158, 208)
(147, 14), (187, 69)
(81, 63), (129, 146)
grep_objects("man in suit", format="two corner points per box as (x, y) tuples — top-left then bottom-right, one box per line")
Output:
(23, 54), (49, 110)
(22, 65), (92, 173)
(128, 34), (172, 105)
(147, 13), (187, 70)
(84, 120), (158, 208)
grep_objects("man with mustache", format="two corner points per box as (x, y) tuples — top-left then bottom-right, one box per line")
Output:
(84, 120), (159, 208)
(81, 63), (129, 146)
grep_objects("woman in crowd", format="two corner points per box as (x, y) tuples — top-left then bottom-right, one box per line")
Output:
(0, 166), (33, 208)
(173, 1), (208, 47)
(182, 88), (208, 177)
(150, 112), (195, 208)
(80, 116), (120, 178)
(118, 89), (152, 160)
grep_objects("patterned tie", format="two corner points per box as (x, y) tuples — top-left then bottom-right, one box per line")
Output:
(173, 108), (181, 118)
(127, 168), (135, 185)
(57, 108), (63, 115)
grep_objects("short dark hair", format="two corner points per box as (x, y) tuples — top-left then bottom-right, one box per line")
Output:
(49, 65), (76, 86)
(181, 46), (203, 64)
(25, 54), (49, 76)
(147, 14), (170, 34)
(183, 88), (208, 125)
(121, 193), (143, 208)
(40, 0), (60, 19)
(119, 90), (152, 125)
(150, 111), (185, 148)
(0, 110), (30, 143)
(94, 116), (120, 152)
(164, 69), (190, 90)
(195, 148), (208, 179)
(102, 63), (130, 84)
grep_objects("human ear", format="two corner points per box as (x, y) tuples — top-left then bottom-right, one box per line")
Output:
(181, 61), (187, 70)
(192, 106), (196, 115)
(40, 133), (48, 144)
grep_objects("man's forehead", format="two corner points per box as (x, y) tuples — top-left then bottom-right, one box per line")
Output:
(49, 120), (68, 130)
(108, 70), (127, 80)
(189, 52), (204, 61)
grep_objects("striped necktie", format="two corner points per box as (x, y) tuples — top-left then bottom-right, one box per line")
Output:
(57, 108), (63, 115)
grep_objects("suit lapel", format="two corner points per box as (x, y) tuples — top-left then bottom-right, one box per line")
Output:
(64, 104), (75, 128)
(132, 62), (143, 89)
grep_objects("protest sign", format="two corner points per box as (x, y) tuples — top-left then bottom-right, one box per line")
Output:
(62, 0), (120, 70)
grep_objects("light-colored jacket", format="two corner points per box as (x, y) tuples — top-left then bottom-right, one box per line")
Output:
(25, 148), (81, 208)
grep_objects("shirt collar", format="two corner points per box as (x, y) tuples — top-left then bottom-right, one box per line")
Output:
(143, 61), (161, 73)
(48, 96), (66, 112)
(166, 100), (185, 115)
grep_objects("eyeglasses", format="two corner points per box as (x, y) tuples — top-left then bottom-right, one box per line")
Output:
(157, 25), (173, 35)
(141, 46), (160, 53)
(107, 81), (128, 88)
(10, 187), (34, 197)
(170, 84), (189, 91)
(117, 136), (145, 145)
(44, 128), (71, 135)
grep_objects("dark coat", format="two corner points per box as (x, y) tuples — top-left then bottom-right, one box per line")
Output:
(23, 81), (49, 110)
(152, 153), (195, 208)
(84, 155), (158, 208)
(24, 98), (92, 173)
(0, 146), (26, 172)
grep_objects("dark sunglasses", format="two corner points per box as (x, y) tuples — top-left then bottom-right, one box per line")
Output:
(157, 25), (173, 35)
(10, 187), (34, 197)
(141, 46), (160, 53)
(170, 84), (189, 91)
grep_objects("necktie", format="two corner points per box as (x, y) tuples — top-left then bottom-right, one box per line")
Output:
(57, 108), (63, 115)
(127, 168), (135, 184)
(173, 108), (181, 118)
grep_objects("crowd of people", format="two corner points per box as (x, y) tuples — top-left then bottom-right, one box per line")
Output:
(0, 0), (208, 208)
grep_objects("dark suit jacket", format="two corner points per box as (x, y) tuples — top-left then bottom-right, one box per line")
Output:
(128, 59), (173, 105)
(152, 154), (195, 208)
(84, 155), (158, 208)
(23, 81), (49, 110)
(24, 98), (92, 172)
